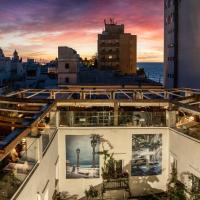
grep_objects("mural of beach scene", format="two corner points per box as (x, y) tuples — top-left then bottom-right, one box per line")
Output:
(131, 134), (162, 176)
(66, 135), (100, 178)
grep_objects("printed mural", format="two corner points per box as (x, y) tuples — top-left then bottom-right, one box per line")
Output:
(131, 134), (162, 176)
(66, 135), (100, 178)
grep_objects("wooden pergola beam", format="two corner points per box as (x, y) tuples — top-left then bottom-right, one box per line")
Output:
(0, 115), (24, 123)
(0, 121), (27, 128)
(0, 108), (40, 114)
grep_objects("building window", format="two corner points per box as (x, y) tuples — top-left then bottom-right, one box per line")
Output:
(166, 13), (174, 25)
(168, 56), (175, 62)
(65, 63), (69, 69)
(167, 73), (174, 79)
(168, 43), (175, 48)
(65, 78), (69, 83)
(168, 28), (175, 34)
(27, 70), (36, 77)
(165, 0), (174, 9)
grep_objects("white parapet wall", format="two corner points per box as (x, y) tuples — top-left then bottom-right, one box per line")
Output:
(15, 134), (59, 200)
(12, 127), (200, 199)
(58, 127), (169, 198)
(169, 128), (200, 189)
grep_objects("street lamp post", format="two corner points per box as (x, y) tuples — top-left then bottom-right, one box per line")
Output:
(76, 148), (80, 171)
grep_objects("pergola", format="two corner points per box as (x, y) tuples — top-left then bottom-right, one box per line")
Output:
(0, 97), (55, 160)
(0, 86), (200, 160)
(5, 86), (200, 101)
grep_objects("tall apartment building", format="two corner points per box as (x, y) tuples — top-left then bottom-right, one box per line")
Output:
(164, 0), (200, 88)
(58, 46), (80, 85)
(98, 19), (137, 75)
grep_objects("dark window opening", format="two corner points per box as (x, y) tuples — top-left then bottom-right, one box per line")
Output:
(65, 78), (69, 83)
(65, 63), (69, 69)
(27, 70), (36, 77)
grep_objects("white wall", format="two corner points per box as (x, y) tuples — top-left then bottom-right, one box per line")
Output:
(13, 127), (200, 199)
(58, 127), (169, 198)
(16, 134), (58, 200)
(169, 129), (200, 188)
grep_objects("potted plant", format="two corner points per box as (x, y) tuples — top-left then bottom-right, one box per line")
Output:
(167, 163), (186, 200)
(85, 185), (99, 200)
(188, 174), (200, 200)
(38, 120), (46, 132)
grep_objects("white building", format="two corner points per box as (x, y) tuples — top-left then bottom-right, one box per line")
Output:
(24, 59), (41, 88)
(164, 0), (200, 89)
(58, 46), (80, 86)
(0, 48), (25, 93)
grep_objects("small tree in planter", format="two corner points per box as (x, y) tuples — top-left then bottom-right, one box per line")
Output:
(167, 163), (186, 200)
(98, 148), (129, 180)
(90, 134), (128, 180)
(98, 150), (115, 179)
(85, 185), (99, 200)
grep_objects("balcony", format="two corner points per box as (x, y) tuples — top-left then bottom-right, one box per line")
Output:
(37, 111), (57, 154)
(0, 136), (38, 200)
(173, 113), (200, 141)
(99, 43), (119, 47)
(99, 49), (119, 54)
(0, 109), (57, 200)
(60, 111), (114, 127)
(119, 111), (167, 127)
(59, 111), (167, 127)
(99, 58), (120, 62)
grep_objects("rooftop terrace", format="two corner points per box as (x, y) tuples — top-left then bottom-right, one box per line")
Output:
(0, 87), (200, 199)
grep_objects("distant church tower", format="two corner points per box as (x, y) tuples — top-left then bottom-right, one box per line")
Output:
(13, 50), (20, 61)
(0, 48), (5, 59)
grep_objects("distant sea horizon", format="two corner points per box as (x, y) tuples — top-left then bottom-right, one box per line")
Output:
(137, 62), (164, 84)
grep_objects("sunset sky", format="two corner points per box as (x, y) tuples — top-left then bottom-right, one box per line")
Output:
(0, 0), (164, 62)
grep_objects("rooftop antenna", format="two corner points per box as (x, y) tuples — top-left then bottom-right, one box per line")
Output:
(104, 19), (106, 25)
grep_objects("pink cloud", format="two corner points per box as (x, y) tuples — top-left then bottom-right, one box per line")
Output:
(0, 0), (164, 62)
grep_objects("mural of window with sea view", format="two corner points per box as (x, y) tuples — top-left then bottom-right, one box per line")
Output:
(65, 135), (100, 178)
(131, 134), (162, 176)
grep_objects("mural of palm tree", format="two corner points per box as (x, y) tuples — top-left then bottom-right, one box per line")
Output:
(76, 148), (80, 171)
(91, 135), (98, 168)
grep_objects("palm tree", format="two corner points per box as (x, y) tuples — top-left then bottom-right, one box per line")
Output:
(90, 135), (99, 168)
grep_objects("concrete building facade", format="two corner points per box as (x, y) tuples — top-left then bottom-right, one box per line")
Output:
(98, 20), (137, 75)
(164, 0), (200, 89)
(58, 46), (80, 85)
(0, 48), (25, 93)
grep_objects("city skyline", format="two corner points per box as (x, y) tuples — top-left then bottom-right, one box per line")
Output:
(0, 0), (163, 62)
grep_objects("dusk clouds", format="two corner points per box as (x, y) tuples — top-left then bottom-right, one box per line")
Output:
(0, 0), (164, 61)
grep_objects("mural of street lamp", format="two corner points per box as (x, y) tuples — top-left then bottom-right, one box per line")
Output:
(66, 135), (100, 178)
(76, 148), (80, 171)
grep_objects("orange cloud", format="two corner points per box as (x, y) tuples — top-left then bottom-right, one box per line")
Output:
(0, 0), (164, 62)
